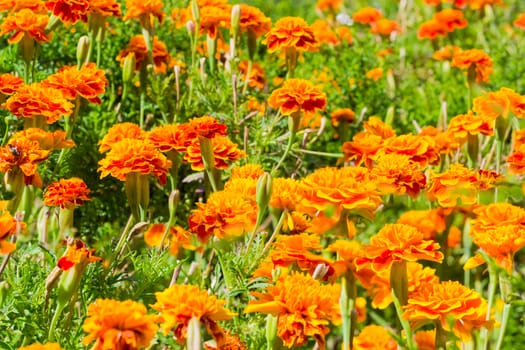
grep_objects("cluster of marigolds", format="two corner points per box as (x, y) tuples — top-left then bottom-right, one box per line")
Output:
(1, 0), (525, 349)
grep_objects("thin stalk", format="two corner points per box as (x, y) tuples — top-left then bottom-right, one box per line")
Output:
(494, 303), (511, 350)
(494, 138), (502, 202)
(391, 288), (416, 350)
(271, 131), (295, 176)
(481, 262), (497, 350)
(258, 210), (286, 260)
(292, 148), (344, 158)
(242, 59), (253, 95)
(48, 301), (67, 341)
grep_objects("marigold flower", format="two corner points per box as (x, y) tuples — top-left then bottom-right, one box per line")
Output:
(146, 123), (193, 153)
(12, 128), (74, 151)
(98, 122), (146, 153)
(311, 20), (351, 47)
(355, 224), (443, 273)
(3, 83), (73, 124)
(238, 60), (266, 89)
(300, 167), (382, 220)
(397, 209), (447, 240)
(46, 0), (89, 24)
(471, 202), (525, 234)
(426, 163), (481, 207)
(446, 111), (494, 143)
(151, 284), (235, 342)
(268, 78), (327, 116)
(514, 129), (525, 149)
(264, 16), (318, 53)
(473, 87), (525, 120)
(353, 325), (397, 350)
(43, 178), (91, 210)
(269, 177), (303, 211)
(144, 223), (196, 256)
(204, 332), (247, 350)
(379, 134), (440, 168)
(116, 35), (171, 74)
(419, 126), (460, 155)
(507, 144), (525, 174)
(87, 0), (122, 17)
(403, 280), (491, 340)
(364, 116), (396, 139)
(183, 136), (244, 171)
(0, 8), (50, 43)
(1, 0), (46, 13)
(0, 137), (49, 186)
(371, 18), (399, 36)
(238, 4), (271, 36)
(468, 0), (503, 10)
(244, 272), (340, 349)
(57, 238), (100, 271)
(371, 154), (427, 198)
(83, 298), (158, 350)
(42, 63), (108, 104)
(0, 210), (24, 254)
(18, 343), (64, 350)
(433, 45), (462, 61)
(365, 67), (383, 81)
(0, 73), (23, 95)
(435, 9), (468, 32)
(187, 115), (227, 139)
(98, 138), (172, 184)
(341, 133), (383, 167)
(123, 0), (164, 24)
(316, 0), (342, 12)
(451, 48), (493, 83)
(230, 164), (265, 180)
(330, 108), (355, 127)
(514, 13), (525, 29)
(418, 20), (448, 40)
(352, 7), (382, 24)
(193, 0), (231, 38)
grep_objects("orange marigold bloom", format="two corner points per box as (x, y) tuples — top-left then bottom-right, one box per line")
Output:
(434, 9), (468, 31)
(413, 330), (435, 350)
(83, 298), (158, 350)
(0, 137), (49, 186)
(419, 126), (460, 155)
(144, 223), (196, 256)
(352, 7), (382, 24)
(508, 144), (525, 174)
(42, 63), (108, 104)
(365, 67), (383, 81)
(341, 133), (384, 167)
(0, 8), (50, 43)
(471, 202), (525, 234)
(451, 48), (493, 83)
(230, 164), (265, 180)
(446, 111), (494, 143)
(316, 0), (342, 12)
(0, 73), (23, 95)
(183, 136), (244, 171)
(116, 35), (171, 74)
(0, 210), (24, 254)
(151, 284), (235, 342)
(147, 123), (193, 153)
(123, 0), (164, 24)
(12, 128), (74, 151)
(238, 60), (266, 89)
(473, 87), (525, 120)
(98, 138), (172, 184)
(244, 272), (340, 349)
(188, 189), (257, 243)
(46, 0), (89, 24)
(87, 0), (122, 17)
(239, 4), (271, 37)
(311, 20), (348, 47)
(354, 224), (443, 273)
(426, 163), (480, 207)
(3, 83), (73, 124)
(403, 280), (491, 340)
(300, 167), (382, 220)
(44, 178), (91, 210)
(418, 20), (448, 40)
(264, 17), (318, 53)
(1, 0), (46, 13)
(193, 0), (231, 38)
(353, 325), (397, 350)
(468, 0), (503, 10)
(268, 78), (327, 116)
(371, 154), (427, 198)
(330, 108), (355, 127)
(270, 177), (303, 211)
(57, 238), (100, 271)
(18, 343), (64, 350)
(98, 122), (146, 153)
(204, 332), (247, 350)
(379, 134), (440, 168)
(371, 18), (399, 36)
(187, 115), (228, 139)
(513, 129), (525, 149)
(433, 45), (462, 61)
(397, 209), (447, 240)
(364, 116), (396, 139)
(514, 13), (525, 29)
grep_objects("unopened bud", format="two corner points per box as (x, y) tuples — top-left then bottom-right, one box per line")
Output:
(256, 172), (272, 212)
(122, 52), (136, 83)
(312, 263), (330, 280)
(186, 20), (196, 36)
(231, 5), (241, 37)
(76, 35), (90, 66)
(191, 0), (200, 24)
(265, 314), (278, 349)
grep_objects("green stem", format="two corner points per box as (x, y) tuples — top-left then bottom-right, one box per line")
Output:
(494, 138), (502, 202)
(271, 130), (295, 176)
(391, 288), (416, 350)
(292, 148), (344, 158)
(481, 262), (497, 350)
(242, 59), (253, 95)
(494, 303), (511, 350)
(258, 210), (286, 261)
(48, 301), (67, 341)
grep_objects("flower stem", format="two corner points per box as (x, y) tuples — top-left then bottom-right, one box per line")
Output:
(391, 288), (416, 350)
(271, 130), (295, 176)
(494, 303), (511, 350)
(481, 262), (497, 350)
(48, 301), (66, 341)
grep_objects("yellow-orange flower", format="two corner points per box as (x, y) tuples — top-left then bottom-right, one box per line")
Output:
(0, 210), (24, 254)
(353, 325), (397, 350)
(44, 178), (91, 210)
(433, 45), (462, 61)
(268, 78), (327, 116)
(151, 284), (235, 342)
(514, 129), (525, 149)
(426, 163), (481, 207)
(330, 108), (355, 127)
(144, 223), (196, 256)
(435, 9), (468, 31)
(451, 48), (493, 83)
(413, 330), (435, 350)
(187, 115), (228, 139)
(316, 0), (342, 12)
(0, 73), (23, 95)
(238, 60), (266, 90)
(508, 144), (525, 174)
(3, 83), (73, 123)
(341, 132), (383, 167)
(352, 7), (382, 24)
(183, 136), (244, 171)
(365, 67), (383, 81)
(371, 19), (399, 36)
(83, 298), (158, 350)
(515, 13), (525, 29)
(98, 138), (172, 184)
(244, 272), (340, 349)
(468, 0), (503, 10)
(204, 332), (247, 350)
(57, 238), (100, 271)
(473, 87), (525, 120)
(87, 0), (122, 17)
(311, 20), (351, 47)
(116, 35), (171, 74)
(123, 0), (164, 24)
(1, 0), (46, 13)
(472, 203), (525, 233)
(0, 8), (50, 43)
(418, 20), (448, 40)
(397, 209), (447, 240)
(194, 0), (231, 38)
(46, 0), (89, 24)
(403, 280), (491, 340)
(239, 4), (271, 36)
(364, 117), (396, 139)
(371, 153), (427, 198)
(446, 111), (494, 144)
(147, 123), (193, 153)
(18, 344), (63, 350)
(11, 128), (75, 151)
(230, 164), (265, 180)
(42, 63), (108, 104)
(98, 122), (146, 153)
(354, 224), (443, 273)
(0, 136), (49, 186)
(264, 16), (318, 53)
(379, 134), (440, 168)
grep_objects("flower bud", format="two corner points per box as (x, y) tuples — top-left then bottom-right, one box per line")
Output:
(265, 314), (278, 349)
(247, 29), (257, 61)
(231, 5), (241, 38)
(191, 0), (200, 24)
(187, 317), (201, 350)
(186, 20), (196, 36)
(122, 52), (136, 83)
(256, 172), (272, 213)
(76, 35), (90, 67)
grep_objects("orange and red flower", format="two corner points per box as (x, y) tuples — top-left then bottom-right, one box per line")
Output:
(264, 17), (318, 53)
(116, 35), (171, 74)
(0, 210), (24, 254)
(87, 0), (122, 17)
(57, 238), (100, 271)
(0, 8), (50, 43)
(18, 343), (64, 350)
(451, 48), (493, 83)
(268, 78), (327, 116)
(353, 325), (398, 350)
(0, 136), (49, 186)
(98, 122), (146, 153)
(239, 4), (271, 37)
(46, 0), (89, 24)
(0, 73), (23, 95)
(352, 7), (382, 24)
(11, 128), (75, 151)
(44, 178), (91, 210)
(123, 0), (164, 24)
